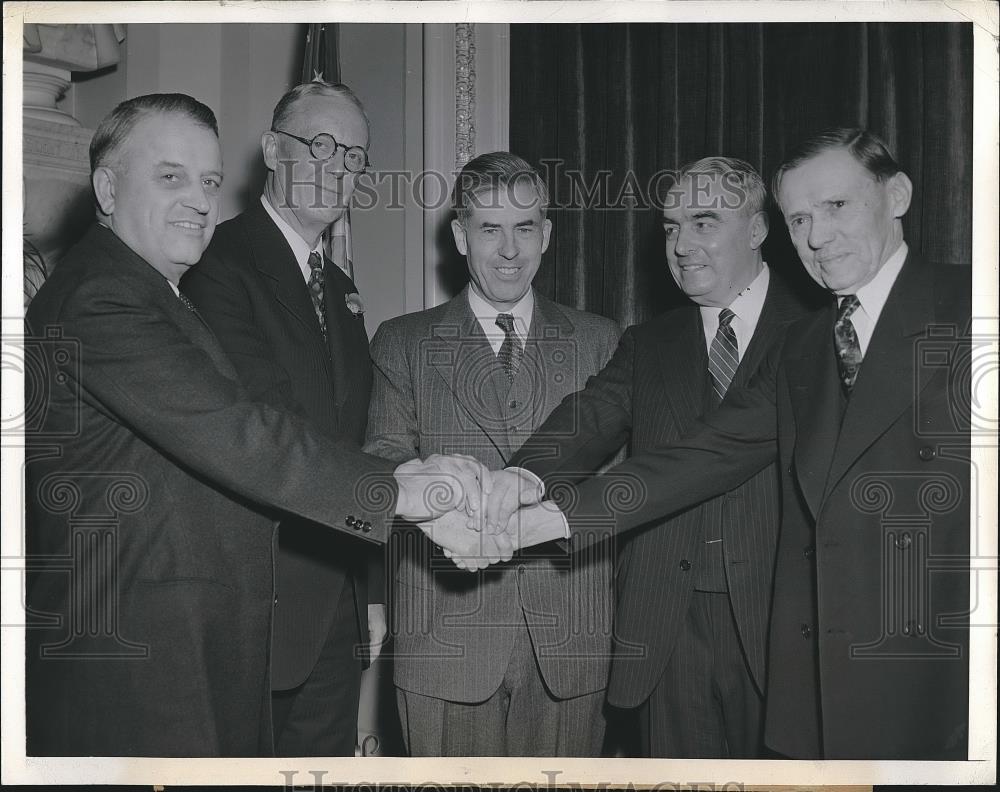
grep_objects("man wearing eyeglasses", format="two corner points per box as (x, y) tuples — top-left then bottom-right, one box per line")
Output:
(182, 81), (379, 757)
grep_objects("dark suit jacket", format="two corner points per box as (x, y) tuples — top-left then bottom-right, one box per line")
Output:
(182, 201), (378, 688)
(364, 288), (622, 702)
(24, 224), (394, 756)
(515, 254), (971, 759)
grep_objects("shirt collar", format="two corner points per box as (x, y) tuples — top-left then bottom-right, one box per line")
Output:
(852, 241), (908, 320)
(260, 195), (323, 278)
(699, 263), (770, 329)
(467, 287), (534, 339)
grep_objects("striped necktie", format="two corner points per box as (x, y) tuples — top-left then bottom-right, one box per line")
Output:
(708, 308), (738, 403)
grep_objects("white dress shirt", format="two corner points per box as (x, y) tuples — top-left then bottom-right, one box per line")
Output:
(844, 241), (908, 355)
(467, 287), (534, 355)
(260, 195), (324, 283)
(699, 264), (770, 361)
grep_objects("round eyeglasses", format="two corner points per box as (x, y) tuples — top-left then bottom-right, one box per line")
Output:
(272, 129), (370, 173)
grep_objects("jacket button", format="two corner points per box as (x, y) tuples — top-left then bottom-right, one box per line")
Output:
(801, 623), (812, 639)
(518, 565), (526, 575)
(679, 559), (691, 571)
(803, 546), (815, 559)
(918, 446), (936, 461)
(362, 521), (373, 533)
(274, 596), (278, 606)
(346, 515), (357, 528)
(509, 400), (518, 409)
(894, 532), (912, 549)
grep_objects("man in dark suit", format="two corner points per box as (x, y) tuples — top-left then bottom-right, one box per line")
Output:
(364, 152), (622, 756)
(501, 129), (971, 760)
(537, 156), (808, 758)
(182, 81), (380, 757)
(24, 93), (501, 757)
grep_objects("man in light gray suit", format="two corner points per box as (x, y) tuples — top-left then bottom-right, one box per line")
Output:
(364, 152), (621, 756)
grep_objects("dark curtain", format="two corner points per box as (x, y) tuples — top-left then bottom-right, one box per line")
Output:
(510, 23), (973, 327)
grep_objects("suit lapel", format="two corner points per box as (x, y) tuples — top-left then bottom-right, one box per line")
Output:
(653, 308), (707, 432)
(95, 226), (240, 381)
(734, 273), (801, 390)
(524, 292), (578, 426)
(786, 303), (843, 519)
(244, 203), (331, 356)
(825, 255), (935, 497)
(429, 290), (509, 459)
(322, 262), (368, 410)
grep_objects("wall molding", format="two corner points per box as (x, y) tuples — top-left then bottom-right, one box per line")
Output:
(422, 22), (510, 308)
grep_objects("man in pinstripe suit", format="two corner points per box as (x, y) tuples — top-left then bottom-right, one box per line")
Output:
(514, 158), (811, 757)
(364, 152), (622, 756)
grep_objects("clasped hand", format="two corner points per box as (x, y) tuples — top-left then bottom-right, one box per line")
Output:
(393, 456), (545, 571)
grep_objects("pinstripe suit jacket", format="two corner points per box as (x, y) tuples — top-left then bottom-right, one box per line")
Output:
(364, 288), (621, 702)
(509, 272), (808, 707)
(606, 273), (808, 707)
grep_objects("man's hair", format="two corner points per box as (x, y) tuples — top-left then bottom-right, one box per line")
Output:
(452, 151), (549, 224)
(89, 93), (218, 174)
(673, 156), (768, 216)
(270, 81), (370, 135)
(771, 127), (902, 203)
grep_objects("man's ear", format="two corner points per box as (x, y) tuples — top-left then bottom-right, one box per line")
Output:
(541, 218), (553, 254)
(450, 218), (469, 256)
(261, 131), (278, 171)
(748, 210), (769, 251)
(92, 166), (116, 217)
(887, 171), (913, 219)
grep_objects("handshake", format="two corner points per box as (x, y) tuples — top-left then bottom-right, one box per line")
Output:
(392, 454), (568, 571)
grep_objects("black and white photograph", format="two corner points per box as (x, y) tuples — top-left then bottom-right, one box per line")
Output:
(2, 1), (997, 788)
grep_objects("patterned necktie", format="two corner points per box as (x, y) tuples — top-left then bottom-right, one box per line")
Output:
(834, 294), (863, 393)
(495, 313), (523, 382)
(178, 291), (198, 313)
(306, 251), (327, 339)
(708, 308), (739, 403)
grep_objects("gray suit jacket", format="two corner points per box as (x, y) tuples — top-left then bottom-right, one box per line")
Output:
(364, 287), (621, 702)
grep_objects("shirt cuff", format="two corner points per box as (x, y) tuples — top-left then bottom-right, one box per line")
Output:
(555, 505), (570, 539)
(506, 466), (546, 497)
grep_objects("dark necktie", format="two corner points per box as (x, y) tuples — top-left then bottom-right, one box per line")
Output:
(306, 251), (327, 339)
(495, 313), (523, 382)
(834, 294), (863, 393)
(708, 308), (739, 403)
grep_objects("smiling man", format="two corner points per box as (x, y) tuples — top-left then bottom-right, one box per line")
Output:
(181, 82), (383, 758)
(488, 157), (811, 758)
(363, 152), (622, 756)
(615, 158), (811, 757)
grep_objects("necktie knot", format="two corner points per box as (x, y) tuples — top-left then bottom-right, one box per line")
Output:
(837, 294), (860, 323)
(495, 313), (522, 382)
(718, 307), (736, 330)
(495, 313), (516, 334)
